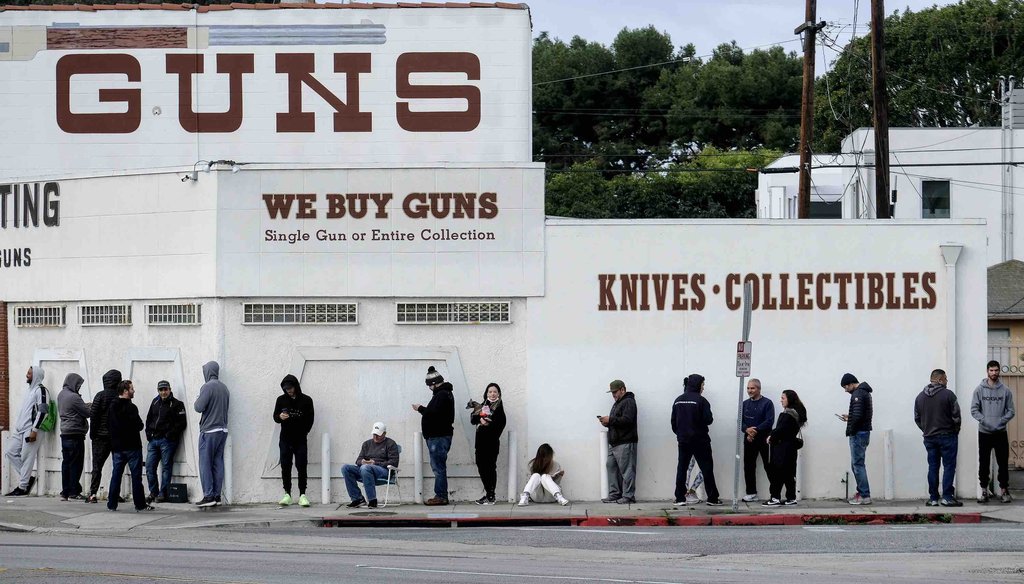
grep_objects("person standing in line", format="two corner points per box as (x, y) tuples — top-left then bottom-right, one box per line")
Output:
(413, 366), (455, 506)
(740, 378), (774, 502)
(598, 379), (638, 504)
(195, 361), (230, 508)
(341, 422), (401, 509)
(839, 373), (873, 505)
(57, 373), (90, 501)
(274, 374), (315, 508)
(672, 374), (723, 506)
(3, 366), (48, 497)
(915, 368), (962, 507)
(518, 443), (569, 506)
(472, 383), (507, 505)
(971, 360), (1016, 503)
(144, 380), (187, 504)
(763, 389), (807, 507)
(107, 380), (154, 512)
(85, 369), (123, 504)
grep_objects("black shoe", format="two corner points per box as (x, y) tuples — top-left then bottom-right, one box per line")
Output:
(485, 495), (496, 505)
(67, 494), (84, 501)
(783, 499), (799, 506)
(214, 496), (222, 506)
(601, 496), (620, 503)
(85, 494), (98, 503)
(196, 497), (217, 508)
(25, 476), (35, 493)
(475, 495), (491, 505)
(4, 487), (27, 497)
(940, 498), (963, 507)
(367, 499), (378, 509)
(146, 493), (157, 504)
(347, 499), (366, 508)
(761, 498), (782, 507)
(706, 499), (724, 506)
(155, 495), (167, 503)
(136, 505), (156, 512)
(117, 495), (127, 504)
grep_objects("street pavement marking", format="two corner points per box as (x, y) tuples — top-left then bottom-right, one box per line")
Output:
(889, 526), (928, 530)
(507, 527), (665, 535)
(357, 565), (684, 583)
(803, 526), (844, 531)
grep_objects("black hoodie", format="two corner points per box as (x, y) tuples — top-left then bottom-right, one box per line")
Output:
(146, 392), (188, 442)
(108, 395), (144, 452)
(417, 381), (455, 439)
(915, 382), (961, 437)
(89, 369), (122, 439)
(273, 374), (315, 443)
(671, 375), (713, 443)
(845, 381), (874, 436)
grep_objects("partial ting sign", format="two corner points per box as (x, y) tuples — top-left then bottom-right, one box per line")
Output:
(736, 341), (752, 378)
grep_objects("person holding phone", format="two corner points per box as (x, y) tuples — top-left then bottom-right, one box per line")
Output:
(518, 443), (569, 506)
(598, 379), (638, 504)
(472, 383), (506, 505)
(273, 374), (315, 507)
(840, 373), (873, 505)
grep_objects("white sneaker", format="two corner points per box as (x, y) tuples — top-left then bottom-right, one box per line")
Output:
(555, 493), (570, 506)
(741, 494), (759, 503)
(518, 493), (530, 506)
(684, 493), (701, 504)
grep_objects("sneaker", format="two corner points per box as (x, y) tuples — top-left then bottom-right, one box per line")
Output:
(926, 499), (940, 507)
(555, 493), (570, 506)
(761, 498), (782, 507)
(485, 495), (496, 505)
(26, 476), (35, 493)
(978, 489), (991, 504)
(5, 488), (27, 497)
(1001, 489), (1013, 504)
(196, 497), (217, 508)
(424, 497), (449, 506)
(848, 495), (872, 505)
(347, 499), (366, 508)
(154, 496), (166, 504)
(60, 495), (68, 502)
(146, 493), (157, 504)
(67, 494), (84, 501)
(685, 492), (701, 504)
(673, 500), (687, 506)
(616, 497), (635, 504)
(601, 496), (620, 503)
(518, 493), (530, 506)
(136, 505), (156, 512)
(298, 494), (310, 507)
(783, 499), (799, 506)
(279, 493), (293, 506)
(367, 499), (378, 509)
(741, 494), (759, 503)
(706, 499), (724, 506)
(475, 495), (490, 505)
(214, 496), (222, 506)
(940, 498), (963, 507)
(85, 494), (98, 504)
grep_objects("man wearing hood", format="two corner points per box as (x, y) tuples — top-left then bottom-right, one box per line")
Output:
(839, 373), (873, 505)
(671, 374), (723, 506)
(971, 360), (1016, 503)
(195, 361), (230, 507)
(107, 379), (154, 512)
(58, 373), (89, 500)
(86, 369), (123, 503)
(273, 374), (315, 507)
(145, 380), (187, 504)
(599, 379), (639, 504)
(412, 366), (455, 506)
(915, 369), (962, 507)
(4, 365), (48, 496)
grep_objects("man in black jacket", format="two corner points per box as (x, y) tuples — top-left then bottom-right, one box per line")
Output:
(412, 366), (455, 505)
(107, 380), (154, 512)
(840, 373), (874, 505)
(672, 374), (722, 506)
(86, 369), (122, 504)
(145, 380), (187, 504)
(598, 379), (638, 504)
(273, 374), (315, 507)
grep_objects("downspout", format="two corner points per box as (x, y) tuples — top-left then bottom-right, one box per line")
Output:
(939, 244), (963, 496)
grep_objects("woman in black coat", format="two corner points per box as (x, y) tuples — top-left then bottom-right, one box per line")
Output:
(763, 389), (807, 507)
(472, 383), (507, 505)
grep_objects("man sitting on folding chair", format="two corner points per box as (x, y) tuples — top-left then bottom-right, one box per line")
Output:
(341, 422), (401, 509)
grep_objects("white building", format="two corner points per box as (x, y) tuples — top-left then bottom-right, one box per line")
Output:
(2, 4), (990, 504)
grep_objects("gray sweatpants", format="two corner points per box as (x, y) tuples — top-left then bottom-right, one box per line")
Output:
(606, 442), (637, 500)
(5, 430), (42, 490)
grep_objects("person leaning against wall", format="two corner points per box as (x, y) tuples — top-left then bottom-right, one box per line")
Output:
(4, 365), (48, 497)
(85, 369), (122, 504)
(598, 379), (638, 504)
(971, 360), (1016, 504)
(144, 380), (187, 504)
(57, 373), (89, 501)
(273, 374), (315, 508)
(839, 373), (873, 505)
(471, 382), (506, 505)
(195, 361), (230, 508)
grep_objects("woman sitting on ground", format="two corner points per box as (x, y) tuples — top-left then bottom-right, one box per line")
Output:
(519, 443), (569, 506)
(763, 389), (807, 507)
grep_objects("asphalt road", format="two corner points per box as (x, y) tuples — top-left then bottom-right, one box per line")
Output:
(0, 525), (1022, 583)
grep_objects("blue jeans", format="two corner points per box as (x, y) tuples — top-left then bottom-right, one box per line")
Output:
(341, 463), (389, 502)
(108, 450), (146, 511)
(198, 431), (227, 499)
(849, 431), (871, 497)
(924, 434), (958, 501)
(146, 438), (178, 498)
(425, 436), (452, 500)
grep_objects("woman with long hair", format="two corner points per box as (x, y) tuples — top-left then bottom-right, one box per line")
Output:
(518, 443), (569, 506)
(472, 383), (507, 505)
(763, 389), (807, 507)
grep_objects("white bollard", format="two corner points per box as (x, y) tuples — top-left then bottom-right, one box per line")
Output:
(796, 451), (803, 501)
(413, 431), (423, 504)
(599, 429), (609, 501)
(883, 429), (895, 501)
(506, 431), (517, 502)
(1, 431), (10, 495)
(223, 434), (233, 504)
(321, 432), (331, 505)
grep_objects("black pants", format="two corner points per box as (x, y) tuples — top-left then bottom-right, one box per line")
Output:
(675, 441), (719, 502)
(280, 439), (308, 495)
(769, 445), (798, 501)
(743, 436), (770, 495)
(979, 430), (1010, 491)
(60, 434), (86, 498)
(475, 438), (501, 496)
(89, 436), (112, 496)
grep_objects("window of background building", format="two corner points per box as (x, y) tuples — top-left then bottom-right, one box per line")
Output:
(922, 180), (950, 218)
(809, 200), (842, 219)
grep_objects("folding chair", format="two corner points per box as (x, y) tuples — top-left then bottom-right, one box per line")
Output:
(374, 445), (402, 507)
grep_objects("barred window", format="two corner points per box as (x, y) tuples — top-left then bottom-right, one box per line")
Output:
(243, 303), (358, 325)
(14, 305), (67, 328)
(146, 303), (202, 326)
(396, 302), (511, 324)
(80, 304), (132, 326)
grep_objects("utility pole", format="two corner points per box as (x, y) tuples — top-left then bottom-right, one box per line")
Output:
(871, 0), (892, 219)
(795, 1), (825, 219)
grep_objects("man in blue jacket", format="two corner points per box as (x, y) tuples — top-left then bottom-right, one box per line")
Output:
(672, 374), (722, 506)
(740, 378), (774, 502)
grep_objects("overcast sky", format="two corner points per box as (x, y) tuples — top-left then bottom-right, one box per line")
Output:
(529, 0), (959, 67)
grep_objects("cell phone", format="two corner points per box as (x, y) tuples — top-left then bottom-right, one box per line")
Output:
(596, 415), (602, 419)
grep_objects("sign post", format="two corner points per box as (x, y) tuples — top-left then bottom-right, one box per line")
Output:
(732, 283), (753, 511)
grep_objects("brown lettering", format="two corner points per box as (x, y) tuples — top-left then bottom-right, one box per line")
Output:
(346, 193), (368, 219)
(263, 194), (296, 219)
(638, 274), (651, 311)
(672, 274), (689, 310)
(921, 272), (938, 309)
(403, 193), (428, 218)
(725, 273), (741, 311)
(599, 274), (617, 311)
(691, 273), (706, 311)
(815, 273), (832, 310)
(653, 274), (670, 310)
(56, 54), (141, 134)
(835, 273), (853, 309)
(478, 192), (498, 219)
(796, 273), (814, 310)
(370, 193), (393, 219)
(166, 53), (254, 133)
(885, 272), (901, 309)
(761, 273), (778, 310)
(620, 274), (640, 311)
(779, 273), (795, 310)
(742, 273), (761, 310)
(866, 273), (884, 309)
(854, 273), (866, 309)
(453, 193), (476, 219)
(396, 52), (481, 132)
(326, 194), (346, 218)
(275, 53), (372, 133)
(296, 194), (317, 219)
(428, 193), (452, 219)
(902, 272), (921, 309)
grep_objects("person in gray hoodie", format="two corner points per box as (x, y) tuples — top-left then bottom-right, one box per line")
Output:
(3, 365), (48, 496)
(194, 361), (230, 508)
(971, 360), (1016, 503)
(914, 369), (962, 507)
(57, 373), (89, 500)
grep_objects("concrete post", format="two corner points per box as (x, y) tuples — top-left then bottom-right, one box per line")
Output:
(939, 243), (964, 498)
(223, 434), (233, 504)
(599, 429), (609, 501)
(321, 432), (331, 504)
(413, 431), (423, 504)
(506, 430), (517, 503)
(1, 430), (9, 495)
(883, 429), (895, 500)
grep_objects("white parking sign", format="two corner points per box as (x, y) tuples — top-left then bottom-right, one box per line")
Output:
(736, 341), (752, 377)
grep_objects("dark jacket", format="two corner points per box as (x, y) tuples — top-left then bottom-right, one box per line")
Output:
(769, 408), (802, 464)
(145, 392), (187, 442)
(671, 389), (713, 443)
(355, 436), (401, 469)
(108, 397), (144, 452)
(417, 382), (455, 439)
(845, 382), (873, 436)
(608, 391), (639, 446)
(58, 373), (90, 437)
(742, 396), (775, 438)
(89, 369), (122, 439)
(195, 361), (230, 432)
(273, 374), (315, 443)
(915, 382), (961, 437)
(471, 399), (506, 446)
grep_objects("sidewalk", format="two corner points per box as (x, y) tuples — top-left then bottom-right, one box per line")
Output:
(2, 494), (1022, 533)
